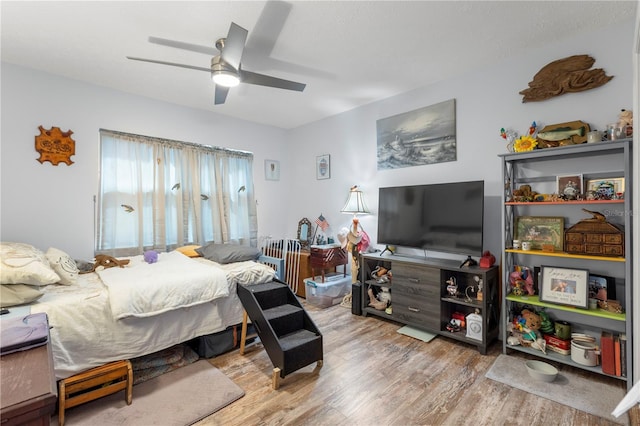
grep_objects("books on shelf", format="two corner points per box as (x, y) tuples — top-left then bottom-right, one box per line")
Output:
(601, 331), (615, 375)
(620, 334), (627, 377)
(601, 331), (626, 377)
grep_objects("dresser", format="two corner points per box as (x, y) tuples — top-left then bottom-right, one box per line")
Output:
(1, 340), (57, 425)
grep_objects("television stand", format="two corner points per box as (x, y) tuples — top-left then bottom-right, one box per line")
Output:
(358, 252), (499, 354)
(380, 245), (395, 256)
(460, 256), (477, 268)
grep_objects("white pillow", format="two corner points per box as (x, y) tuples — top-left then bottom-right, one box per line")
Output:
(46, 247), (79, 285)
(0, 242), (60, 285)
(0, 284), (44, 307)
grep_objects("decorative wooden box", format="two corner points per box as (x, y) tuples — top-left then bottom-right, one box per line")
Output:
(564, 219), (624, 257)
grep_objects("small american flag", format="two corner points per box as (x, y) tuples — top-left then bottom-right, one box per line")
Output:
(315, 214), (329, 231)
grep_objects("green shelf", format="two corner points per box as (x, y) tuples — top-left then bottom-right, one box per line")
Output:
(506, 294), (625, 321)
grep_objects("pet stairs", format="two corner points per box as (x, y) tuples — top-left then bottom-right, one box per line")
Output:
(238, 280), (323, 389)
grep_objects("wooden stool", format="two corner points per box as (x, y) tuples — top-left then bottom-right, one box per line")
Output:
(58, 360), (133, 426)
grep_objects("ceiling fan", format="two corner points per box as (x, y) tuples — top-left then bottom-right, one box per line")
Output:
(126, 22), (306, 105)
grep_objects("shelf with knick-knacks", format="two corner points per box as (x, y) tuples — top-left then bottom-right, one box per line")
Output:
(499, 138), (633, 389)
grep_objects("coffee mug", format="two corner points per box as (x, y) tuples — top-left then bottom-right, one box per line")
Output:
(555, 320), (571, 340)
(521, 241), (532, 251)
(512, 239), (521, 249)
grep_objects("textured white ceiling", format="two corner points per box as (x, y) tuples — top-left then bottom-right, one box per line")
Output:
(1, 1), (636, 129)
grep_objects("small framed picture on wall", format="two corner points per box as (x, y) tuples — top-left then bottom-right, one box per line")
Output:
(316, 154), (330, 180)
(265, 160), (280, 181)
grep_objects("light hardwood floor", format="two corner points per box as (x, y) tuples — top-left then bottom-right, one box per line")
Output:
(198, 300), (635, 426)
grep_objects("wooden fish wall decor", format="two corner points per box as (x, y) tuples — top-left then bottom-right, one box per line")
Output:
(519, 54), (613, 103)
(35, 125), (75, 165)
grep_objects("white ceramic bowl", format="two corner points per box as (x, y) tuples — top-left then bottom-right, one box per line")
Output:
(525, 360), (558, 382)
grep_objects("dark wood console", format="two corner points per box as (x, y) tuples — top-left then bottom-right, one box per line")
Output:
(359, 252), (499, 354)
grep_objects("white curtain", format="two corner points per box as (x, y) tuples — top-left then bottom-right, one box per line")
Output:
(97, 130), (257, 256)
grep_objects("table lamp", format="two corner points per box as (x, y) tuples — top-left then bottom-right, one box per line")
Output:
(341, 185), (370, 234)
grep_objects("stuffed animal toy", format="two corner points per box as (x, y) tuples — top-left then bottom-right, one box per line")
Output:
(518, 309), (547, 354)
(144, 250), (159, 264)
(617, 109), (633, 137)
(521, 309), (542, 334)
(511, 184), (539, 202)
(510, 267), (535, 296)
(80, 254), (130, 274)
(618, 109), (633, 128)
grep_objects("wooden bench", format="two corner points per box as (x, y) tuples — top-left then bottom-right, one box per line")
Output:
(58, 360), (132, 426)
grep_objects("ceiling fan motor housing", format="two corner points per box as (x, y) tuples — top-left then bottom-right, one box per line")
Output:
(211, 55), (240, 86)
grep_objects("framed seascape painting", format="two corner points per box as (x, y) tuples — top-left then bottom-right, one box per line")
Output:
(376, 99), (456, 170)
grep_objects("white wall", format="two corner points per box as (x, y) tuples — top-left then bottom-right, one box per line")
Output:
(0, 64), (290, 258)
(0, 19), (635, 262)
(287, 19), (635, 262)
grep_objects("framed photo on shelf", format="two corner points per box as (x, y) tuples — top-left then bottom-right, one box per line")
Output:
(514, 216), (564, 251)
(265, 159), (280, 181)
(588, 273), (616, 301)
(557, 174), (583, 200)
(585, 177), (625, 200)
(539, 265), (589, 309)
(316, 154), (331, 180)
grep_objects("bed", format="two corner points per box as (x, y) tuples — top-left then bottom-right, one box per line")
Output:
(0, 242), (278, 379)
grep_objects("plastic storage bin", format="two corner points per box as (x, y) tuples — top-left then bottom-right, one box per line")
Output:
(304, 273), (351, 308)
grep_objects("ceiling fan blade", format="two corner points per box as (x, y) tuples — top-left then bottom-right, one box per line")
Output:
(148, 36), (218, 56)
(127, 56), (211, 73)
(246, 0), (292, 57)
(240, 69), (305, 92)
(214, 85), (229, 105)
(241, 50), (336, 79)
(221, 22), (248, 70)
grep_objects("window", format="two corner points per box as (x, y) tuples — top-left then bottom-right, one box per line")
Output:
(97, 130), (257, 256)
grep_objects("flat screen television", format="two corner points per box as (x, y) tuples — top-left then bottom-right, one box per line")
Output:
(377, 180), (484, 257)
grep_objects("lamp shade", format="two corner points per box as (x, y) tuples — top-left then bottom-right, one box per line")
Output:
(341, 186), (370, 215)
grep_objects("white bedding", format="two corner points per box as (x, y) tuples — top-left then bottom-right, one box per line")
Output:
(98, 252), (229, 320)
(29, 257), (275, 379)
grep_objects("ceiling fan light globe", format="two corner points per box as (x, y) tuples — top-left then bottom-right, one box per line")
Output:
(212, 71), (240, 87)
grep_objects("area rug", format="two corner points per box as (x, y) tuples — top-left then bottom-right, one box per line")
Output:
(397, 325), (437, 343)
(486, 354), (627, 425)
(56, 360), (244, 426)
